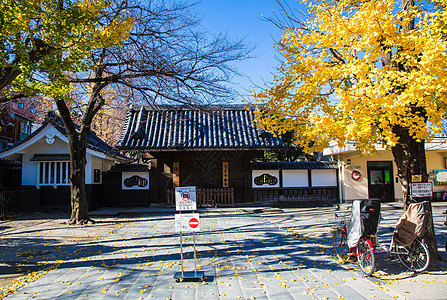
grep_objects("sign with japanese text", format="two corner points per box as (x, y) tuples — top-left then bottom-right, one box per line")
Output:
(223, 162), (229, 187)
(410, 182), (433, 198)
(175, 186), (197, 211)
(173, 162), (180, 188)
(175, 213), (200, 232)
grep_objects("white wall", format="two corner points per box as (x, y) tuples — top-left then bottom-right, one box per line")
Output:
(311, 169), (337, 187)
(22, 136), (69, 185)
(252, 169), (338, 188)
(20, 132), (116, 186)
(89, 155), (116, 184)
(283, 170), (308, 187)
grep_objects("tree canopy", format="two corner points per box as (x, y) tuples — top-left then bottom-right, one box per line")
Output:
(254, 0), (447, 258)
(1, 0), (250, 224)
(0, 0), (133, 100)
(254, 0), (447, 154)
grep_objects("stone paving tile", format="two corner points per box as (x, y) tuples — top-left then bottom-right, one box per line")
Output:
(3, 209), (446, 299)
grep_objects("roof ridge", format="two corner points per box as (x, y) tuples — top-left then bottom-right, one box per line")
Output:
(131, 104), (250, 112)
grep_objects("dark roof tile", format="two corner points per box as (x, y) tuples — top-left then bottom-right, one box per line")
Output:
(0, 112), (129, 161)
(251, 161), (337, 170)
(117, 105), (285, 150)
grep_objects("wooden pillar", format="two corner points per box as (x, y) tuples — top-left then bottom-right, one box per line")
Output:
(244, 153), (253, 204)
(150, 158), (158, 204)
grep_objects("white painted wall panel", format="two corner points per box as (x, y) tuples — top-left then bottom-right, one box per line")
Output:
(22, 136), (69, 185)
(282, 170), (308, 187)
(311, 169), (337, 187)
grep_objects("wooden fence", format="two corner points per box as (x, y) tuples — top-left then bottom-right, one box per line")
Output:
(253, 187), (339, 204)
(0, 190), (21, 218)
(167, 188), (234, 208)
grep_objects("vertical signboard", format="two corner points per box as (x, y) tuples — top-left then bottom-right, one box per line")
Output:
(175, 186), (197, 211)
(173, 162), (180, 188)
(222, 161), (229, 187)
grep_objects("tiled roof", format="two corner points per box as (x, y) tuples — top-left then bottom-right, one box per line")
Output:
(251, 161), (337, 170)
(117, 105), (285, 150)
(0, 112), (129, 161)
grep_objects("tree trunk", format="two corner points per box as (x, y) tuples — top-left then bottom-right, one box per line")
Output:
(391, 124), (441, 260)
(53, 99), (94, 225)
(68, 139), (92, 225)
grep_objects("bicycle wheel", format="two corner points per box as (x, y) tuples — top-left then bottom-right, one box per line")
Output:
(397, 238), (430, 272)
(357, 236), (375, 275)
(332, 230), (349, 263)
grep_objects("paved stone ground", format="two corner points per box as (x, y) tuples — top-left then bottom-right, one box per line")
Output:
(0, 204), (446, 300)
(0, 213), (128, 290)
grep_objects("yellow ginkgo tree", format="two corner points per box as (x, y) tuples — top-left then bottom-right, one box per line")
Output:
(254, 0), (447, 256)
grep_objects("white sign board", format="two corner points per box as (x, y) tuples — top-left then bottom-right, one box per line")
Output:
(175, 186), (197, 211)
(410, 182), (433, 198)
(175, 213), (200, 232)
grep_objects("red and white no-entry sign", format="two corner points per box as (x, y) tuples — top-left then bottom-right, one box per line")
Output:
(189, 218), (199, 228)
(175, 213), (200, 232)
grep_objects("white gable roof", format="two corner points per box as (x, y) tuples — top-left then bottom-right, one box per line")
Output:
(0, 121), (128, 162)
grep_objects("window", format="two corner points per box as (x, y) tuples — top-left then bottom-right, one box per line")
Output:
(38, 161), (70, 186)
(30, 108), (35, 113)
(17, 102), (24, 109)
(21, 122), (31, 134)
(94, 169), (101, 183)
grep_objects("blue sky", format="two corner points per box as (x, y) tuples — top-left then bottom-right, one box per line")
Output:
(196, 1), (287, 101)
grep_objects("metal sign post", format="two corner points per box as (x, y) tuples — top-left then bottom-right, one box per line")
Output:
(174, 187), (205, 282)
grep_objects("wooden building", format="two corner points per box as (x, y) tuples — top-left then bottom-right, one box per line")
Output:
(117, 105), (285, 206)
(0, 113), (129, 211)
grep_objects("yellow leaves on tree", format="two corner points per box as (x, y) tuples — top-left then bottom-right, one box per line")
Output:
(1, 0), (134, 100)
(254, 0), (447, 154)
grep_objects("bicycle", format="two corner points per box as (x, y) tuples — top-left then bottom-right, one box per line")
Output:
(332, 212), (376, 275)
(374, 228), (430, 273)
(332, 212), (350, 263)
(332, 204), (431, 275)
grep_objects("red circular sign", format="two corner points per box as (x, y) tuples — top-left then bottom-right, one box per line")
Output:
(181, 191), (190, 201)
(351, 170), (361, 181)
(189, 218), (199, 228)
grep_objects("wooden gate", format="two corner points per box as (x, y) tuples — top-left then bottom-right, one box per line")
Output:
(167, 188), (234, 207)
